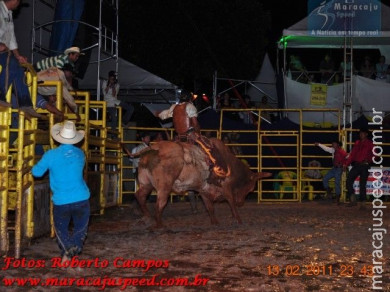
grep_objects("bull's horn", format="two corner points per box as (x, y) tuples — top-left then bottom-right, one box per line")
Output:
(131, 146), (151, 157)
(257, 172), (272, 179)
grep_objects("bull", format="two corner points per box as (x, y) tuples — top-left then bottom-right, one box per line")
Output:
(134, 138), (271, 227)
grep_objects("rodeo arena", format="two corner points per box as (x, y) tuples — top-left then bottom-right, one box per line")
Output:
(0, 0), (390, 291)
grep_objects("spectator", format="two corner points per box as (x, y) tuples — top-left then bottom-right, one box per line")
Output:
(0, 0), (40, 117)
(338, 54), (355, 82)
(203, 130), (216, 139)
(259, 95), (272, 123)
(153, 131), (168, 142)
(303, 159), (323, 196)
(218, 92), (240, 121)
(222, 134), (242, 156)
(319, 53), (335, 84)
(122, 132), (151, 183)
(289, 54), (304, 71)
(102, 70), (134, 128)
(32, 121), (90, 265)
(222, 135), (234, 153)
(217, 92), (232, 109)
(288, 54), (306, 81)
(34, 46), (84, 72)
(375, 55), (389, 82)
(359, 56), (375, 79)
(239, 95), (255, 124)
(343, 128), (374, 208)
(304, 160), (322, 180)
(359, 56), (375, 78)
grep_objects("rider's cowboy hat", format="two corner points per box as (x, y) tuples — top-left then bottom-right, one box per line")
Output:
(51, 121), (85, 145)
(64, 47), (84, 56)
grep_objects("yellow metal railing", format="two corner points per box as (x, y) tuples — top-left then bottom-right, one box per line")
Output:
(259, 131), (300, 202)
(75, 99), (122, 214)
(6, 65), (39, 258)
(0, 82), (12, 255)
(218, 108), (347, 203)
(300, 109), (344, 202)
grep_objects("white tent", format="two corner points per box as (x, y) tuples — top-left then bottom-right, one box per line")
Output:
(78, 48), (178, 104)
(246, 53), (278, 105)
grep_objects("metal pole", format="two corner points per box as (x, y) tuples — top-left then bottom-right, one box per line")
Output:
(283, 41), (287, 76)
(276, 43), (279, 75)
(97, 0), (103, 101)
(31, 0), (36, 63)
(115, 0), (119, 75)
(213, 70), (217, 110)
(283, 43), (288, 116)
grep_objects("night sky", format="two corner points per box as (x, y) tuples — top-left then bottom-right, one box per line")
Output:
(115, 0), (308, 92)
(88, 0), (385, 94)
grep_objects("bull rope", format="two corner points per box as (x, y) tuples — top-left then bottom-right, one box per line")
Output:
(195, 138), (231, 177)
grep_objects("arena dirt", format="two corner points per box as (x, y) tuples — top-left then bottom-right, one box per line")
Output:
(2, 199), (390, 291)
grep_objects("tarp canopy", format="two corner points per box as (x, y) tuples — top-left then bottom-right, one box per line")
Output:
(285, 75), (390, 125)
(78, 48), (178, 103)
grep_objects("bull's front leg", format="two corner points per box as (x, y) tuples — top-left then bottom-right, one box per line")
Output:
(154, 190), (170, 228)
(199, 193), (219, 225)
(135, 183), (154, 220)
(226, 197), (242, 224)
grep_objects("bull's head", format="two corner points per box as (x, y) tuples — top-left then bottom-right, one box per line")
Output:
(235, 172), (272, 206)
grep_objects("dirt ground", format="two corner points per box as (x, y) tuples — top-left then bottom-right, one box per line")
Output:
(2, 198), (390, 292)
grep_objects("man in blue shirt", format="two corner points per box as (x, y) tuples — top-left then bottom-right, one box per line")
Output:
(32, 121), (90, 264)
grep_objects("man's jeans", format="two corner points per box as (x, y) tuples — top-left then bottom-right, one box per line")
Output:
(107, 101), (134, 128)
(322, 167), (342, 196)
(346, 164), (370, 202)
(53, 199), (90, 257)
(0, 52), (32, 107)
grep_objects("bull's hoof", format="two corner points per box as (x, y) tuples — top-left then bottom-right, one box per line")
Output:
(136, 216), (154, 226)
(148, 224), (165, 231)
(231, 215), (243, 225)
(210, 219), (219, 225)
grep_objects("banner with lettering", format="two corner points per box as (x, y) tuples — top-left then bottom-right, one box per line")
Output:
(353, 167), (390, 196)
(310, 83), (327, 106)
(308, 0), (381, 37)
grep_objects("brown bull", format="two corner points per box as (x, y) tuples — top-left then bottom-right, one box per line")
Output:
(135, 138), (271, 227)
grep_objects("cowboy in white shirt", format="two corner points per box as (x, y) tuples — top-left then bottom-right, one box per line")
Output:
(0, 0), (27, 63)
(0, 0), (40, 118)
